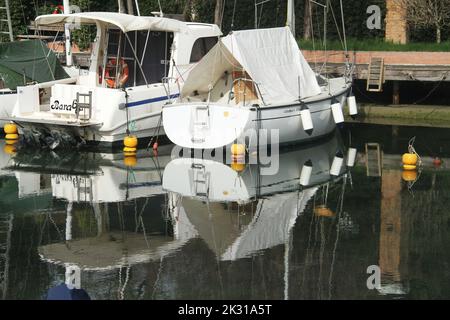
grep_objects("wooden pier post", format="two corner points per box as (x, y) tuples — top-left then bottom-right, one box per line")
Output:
(393, 81), (400, 105)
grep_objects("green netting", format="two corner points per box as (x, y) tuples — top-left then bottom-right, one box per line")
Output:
(0, 39), (69, 90)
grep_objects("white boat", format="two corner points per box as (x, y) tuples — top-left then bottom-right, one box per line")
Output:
(162, 26), (353, 151)
(3, 12), (221, 148)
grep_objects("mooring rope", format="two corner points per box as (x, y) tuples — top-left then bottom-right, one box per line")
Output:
(408, 136), (422, 167)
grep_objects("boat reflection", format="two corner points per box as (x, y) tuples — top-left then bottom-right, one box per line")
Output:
(0, 132), (361, 300)
(2, 124), (450, 299)
(1, 146), (198, 299)
(4, 147), (173, 201)
(163, 133), (352, 263)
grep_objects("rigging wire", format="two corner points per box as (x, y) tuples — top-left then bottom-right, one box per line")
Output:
(219, 0), (227, 30)
(18, 0), (28, 27)
(324, 0), (331, 93)
(339, 0), (347, 54)
(328, 175), (347, 299)
(258, 2), (264, 29)
(309, 0), (318, 72)
(157, 0), (163, 16)
(328, 3), (345, 52)
(230, 0), (237, 30)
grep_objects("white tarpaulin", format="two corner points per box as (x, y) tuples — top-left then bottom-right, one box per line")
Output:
(181, 27), (321, 105)
(222, 27), (321, 102)
(35, 12), (187, 33)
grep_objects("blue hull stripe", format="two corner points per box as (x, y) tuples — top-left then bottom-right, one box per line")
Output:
(127, 94), (180, 108)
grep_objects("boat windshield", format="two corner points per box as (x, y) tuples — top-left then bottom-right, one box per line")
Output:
(103, 29), (174, 88)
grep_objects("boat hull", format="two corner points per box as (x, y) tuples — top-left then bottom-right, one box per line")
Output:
(4, 83), (177, 148)
(163, 87), (350, 150)
(0, 90), (17, 127)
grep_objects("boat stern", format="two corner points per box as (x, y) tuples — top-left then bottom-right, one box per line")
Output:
(163, 103), (253, 149)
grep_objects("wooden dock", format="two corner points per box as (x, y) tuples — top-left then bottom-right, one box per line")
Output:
(302, 50), (450, 83)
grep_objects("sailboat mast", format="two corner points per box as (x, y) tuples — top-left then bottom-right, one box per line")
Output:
(63, 0), (72, 67)
(287, 0), (295, 36)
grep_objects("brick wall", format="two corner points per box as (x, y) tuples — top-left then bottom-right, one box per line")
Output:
(385, 0), (408, 44)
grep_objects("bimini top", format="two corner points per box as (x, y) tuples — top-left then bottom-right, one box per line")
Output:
(35, 12), (187, 33)
(181, 26), (321, 105)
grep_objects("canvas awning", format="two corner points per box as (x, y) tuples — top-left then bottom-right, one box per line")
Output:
(35, 12), (187, 33)
(0, 39), (68, 90)
(181, 27), (321, 105)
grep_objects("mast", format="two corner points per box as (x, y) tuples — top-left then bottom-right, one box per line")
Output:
(287, 0), (295, 36)
(63, 0), (72, 66)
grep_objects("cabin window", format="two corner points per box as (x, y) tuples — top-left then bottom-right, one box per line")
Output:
(189, 37), (218, 63)
(106, 29), (174, 87)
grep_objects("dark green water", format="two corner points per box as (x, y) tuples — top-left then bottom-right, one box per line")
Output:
(0, 123), (449, 300)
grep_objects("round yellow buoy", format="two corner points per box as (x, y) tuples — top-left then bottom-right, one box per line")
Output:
(123, 135), (138, 153)
(402, 170), (417, 182)
(5, 139), (18, 145)
(4, 123), (18, 135)
(123, 156), (137, 167)
(5, 133), (19, 140)
(403, 164), (416, 171)
(314, 205), (335, 218)
(231, 144), (245, 156)
(3, 144), (16, 155)
(402, 153), (418, 166)
(124, 135), (138, 148)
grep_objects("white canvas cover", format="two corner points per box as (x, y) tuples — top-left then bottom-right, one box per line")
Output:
(35, 12), (187, 33)
(181, 27), (321, 105)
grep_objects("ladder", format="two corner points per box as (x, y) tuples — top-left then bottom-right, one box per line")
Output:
(366, 57), (385, 92)
(191, 163), (210, 198)
(365, 143), (383, 177)
(75, 91), (93, 121)
(191, 106), (210, 144)
(0, 0), (13, 42)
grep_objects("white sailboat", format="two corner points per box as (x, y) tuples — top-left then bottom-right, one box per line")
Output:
(162, 1), (355, 150)
(2, 10), (221, 148)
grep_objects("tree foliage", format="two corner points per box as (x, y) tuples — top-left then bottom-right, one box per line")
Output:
(397, 0), (450, 43)
(2, 0), (447, 45)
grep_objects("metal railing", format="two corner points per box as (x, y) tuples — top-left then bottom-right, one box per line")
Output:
(162, 77), (181, 104)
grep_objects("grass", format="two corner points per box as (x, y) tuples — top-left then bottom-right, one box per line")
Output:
(299, 38), (450, 52)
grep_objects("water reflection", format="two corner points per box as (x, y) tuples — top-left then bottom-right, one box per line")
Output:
(163, 133), (349, 262)
(0, 125), (450, 299)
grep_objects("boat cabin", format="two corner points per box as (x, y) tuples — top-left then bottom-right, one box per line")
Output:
(34, 12), (222, 90)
